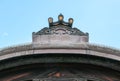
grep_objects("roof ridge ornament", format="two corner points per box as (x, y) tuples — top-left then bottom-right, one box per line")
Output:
(33, 14), (89, 40)
(48, 14), (74, 27)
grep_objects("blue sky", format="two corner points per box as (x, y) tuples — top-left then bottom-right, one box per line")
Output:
(0, 0), (120, 49)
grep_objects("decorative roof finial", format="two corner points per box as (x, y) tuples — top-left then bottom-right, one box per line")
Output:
(68, 18), (74, 25)
(48, 17), (53, 23)
(48, 14), (74, 27)
(34, 14), (89, 37)
(58, 13), (64, 21)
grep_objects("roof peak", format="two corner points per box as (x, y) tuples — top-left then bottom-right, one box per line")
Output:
(33, 14), (88, 36)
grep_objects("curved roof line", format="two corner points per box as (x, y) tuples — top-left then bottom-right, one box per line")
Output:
(0, 43), (120, 57)
(0, 43), (120, 72)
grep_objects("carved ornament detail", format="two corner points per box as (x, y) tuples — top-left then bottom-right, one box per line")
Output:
(33, 14), (88, 36)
